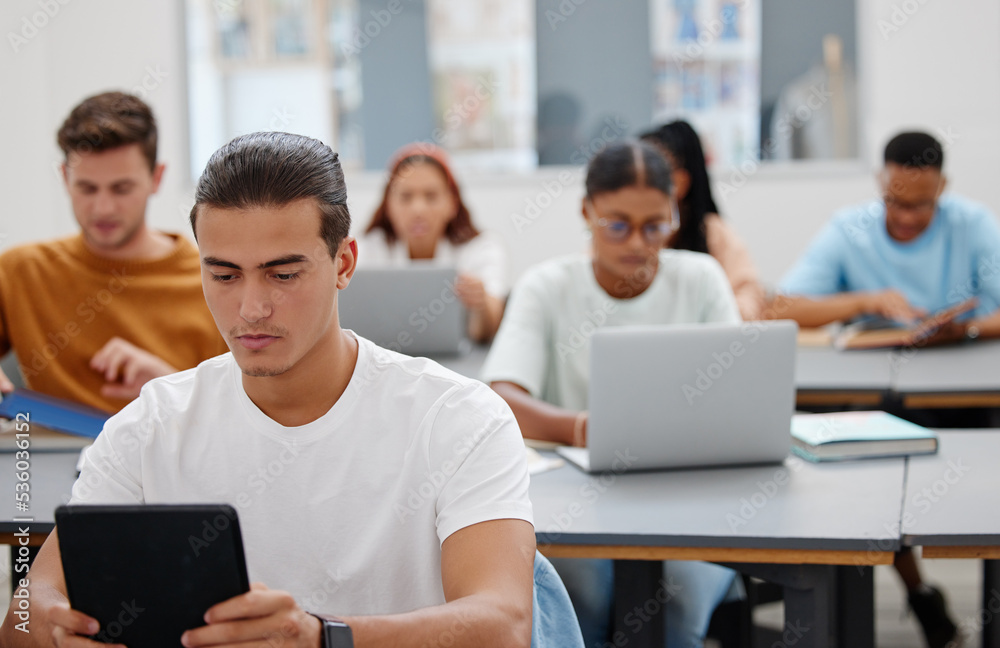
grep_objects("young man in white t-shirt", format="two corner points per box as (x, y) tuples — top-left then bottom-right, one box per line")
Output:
(0, 132), (535, 648)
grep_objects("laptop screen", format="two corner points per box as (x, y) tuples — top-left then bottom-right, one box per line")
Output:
(338, 266), (467, 356)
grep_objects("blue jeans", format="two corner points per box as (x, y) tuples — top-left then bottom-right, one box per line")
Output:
(549, 557), (739, 648)
(532, 551), (586, 648)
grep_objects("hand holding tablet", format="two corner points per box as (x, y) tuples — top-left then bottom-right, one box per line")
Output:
(56, 504), (250, 648)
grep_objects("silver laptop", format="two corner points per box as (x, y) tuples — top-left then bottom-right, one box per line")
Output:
(338, 266), (467, 356)
(557, 321), (797, 473)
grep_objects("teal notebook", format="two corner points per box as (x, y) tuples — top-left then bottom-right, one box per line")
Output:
(791, 411), (938, 462)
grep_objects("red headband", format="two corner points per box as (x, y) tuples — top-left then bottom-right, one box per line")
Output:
(387, 142), (460, 193)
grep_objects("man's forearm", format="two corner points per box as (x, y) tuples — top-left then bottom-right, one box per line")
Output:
(341, 592), (530, 648)
(969, 310), (1000, 339)
(765, 294), (865, 327)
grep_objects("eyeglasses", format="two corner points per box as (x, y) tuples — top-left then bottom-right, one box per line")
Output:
(587, 204), (676, 246)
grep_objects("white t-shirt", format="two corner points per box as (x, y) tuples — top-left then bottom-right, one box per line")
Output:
(480, 251), (741, 411)
(357, 229), (508, 298)
(70, 334), (532, 616)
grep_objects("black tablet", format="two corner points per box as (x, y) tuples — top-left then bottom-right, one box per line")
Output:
(56, 504), (250, 647)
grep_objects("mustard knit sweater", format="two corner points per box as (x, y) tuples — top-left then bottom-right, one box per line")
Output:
(0, 234), (227, 413)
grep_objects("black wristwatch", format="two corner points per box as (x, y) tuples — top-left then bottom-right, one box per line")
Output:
(312, 614), (354, 648)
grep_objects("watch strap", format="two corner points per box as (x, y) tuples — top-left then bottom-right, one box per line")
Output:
(310, 613), (354, 648)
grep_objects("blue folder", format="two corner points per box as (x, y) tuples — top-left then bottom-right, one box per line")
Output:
(0, 389), (109, 439)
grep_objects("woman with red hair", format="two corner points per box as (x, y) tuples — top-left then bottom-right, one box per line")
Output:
(361, 143), (506, 342)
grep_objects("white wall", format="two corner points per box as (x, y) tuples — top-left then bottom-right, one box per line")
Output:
(2, 0), (998, 288)
(0, 1), (194, 247)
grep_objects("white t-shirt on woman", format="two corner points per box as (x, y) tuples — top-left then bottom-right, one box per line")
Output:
(357, 229), (508, 298)
(480, 250), (741, 411)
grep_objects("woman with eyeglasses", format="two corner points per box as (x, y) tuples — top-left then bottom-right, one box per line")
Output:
(641, 120), (766, 320)
(481, 140), (741, 648)
(361, 143), (506, 342)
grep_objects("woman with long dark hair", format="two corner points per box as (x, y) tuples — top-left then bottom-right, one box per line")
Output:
(482, 140), (742, 648)
(641, 120), (765, 319)
(361, 143), (505, 342)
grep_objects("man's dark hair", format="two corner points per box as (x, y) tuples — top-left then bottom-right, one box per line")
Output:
(57, 91), (158, 171)
(190, 132), (351, 259)
(585, 139), (672, 199)
(884, 131), (944, 170)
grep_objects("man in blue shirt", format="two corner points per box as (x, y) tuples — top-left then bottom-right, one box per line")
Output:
(780, 130), (1000, 343)
(779, 131), (989, 648)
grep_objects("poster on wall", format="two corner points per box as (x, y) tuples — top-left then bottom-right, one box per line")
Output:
(649, 0), (761, 169)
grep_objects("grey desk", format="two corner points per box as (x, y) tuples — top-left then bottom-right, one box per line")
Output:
(531, 455), (906, 648)
(0, 451), (78, 545)
(893, 340), (1000, 408)
(795, 340), (1000, 411)
(437, 343), (900, 410)
(794, 347), (895, 407)
(903, 430), (1000, 648)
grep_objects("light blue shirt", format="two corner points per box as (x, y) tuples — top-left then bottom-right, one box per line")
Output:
(779, 194), (1000, 319)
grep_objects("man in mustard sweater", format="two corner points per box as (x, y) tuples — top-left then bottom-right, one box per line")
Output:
(0, 91), (225, 413)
